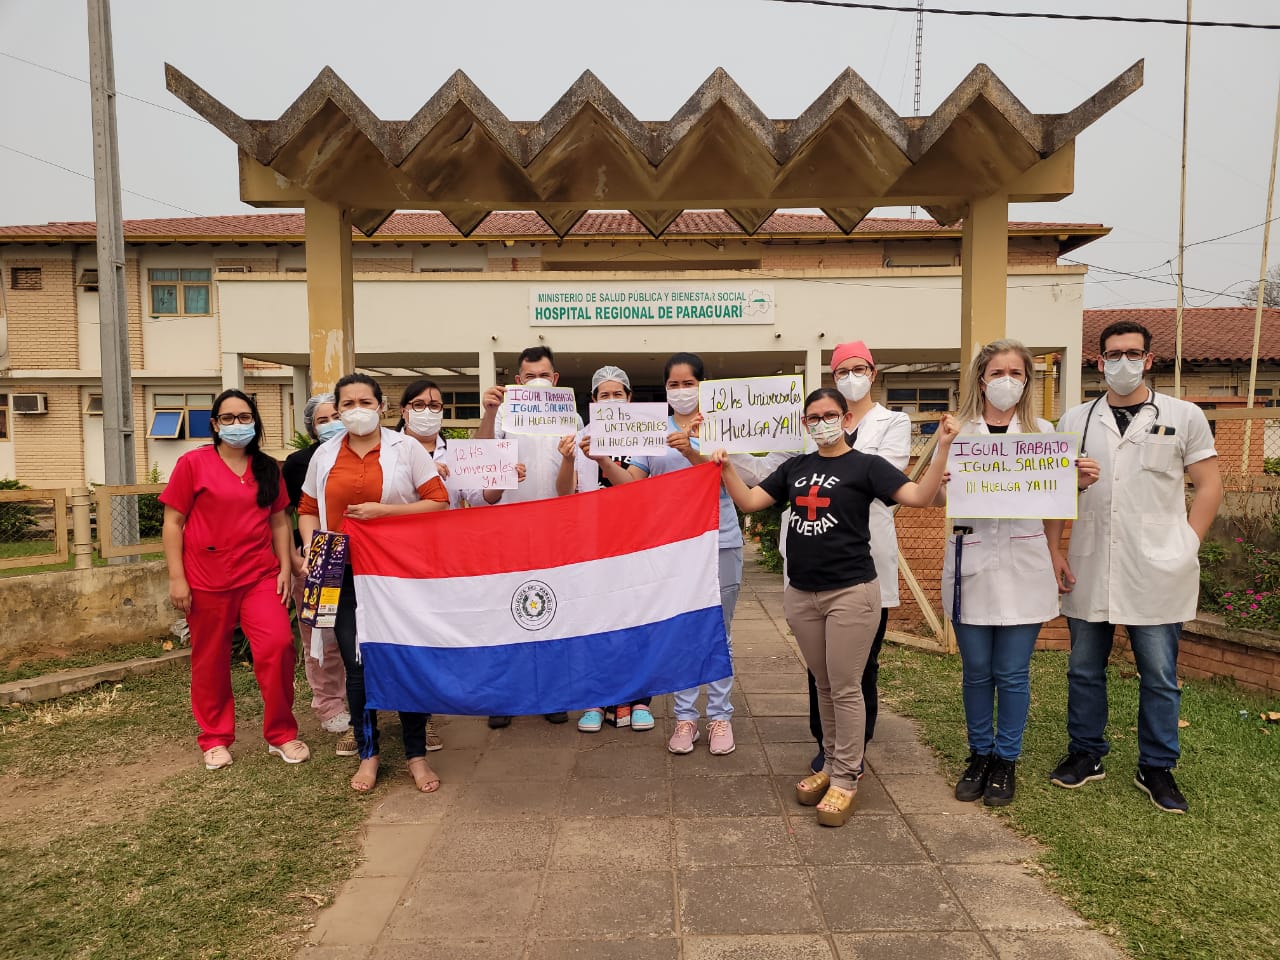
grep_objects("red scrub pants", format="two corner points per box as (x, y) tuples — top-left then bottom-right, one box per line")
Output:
(189, 574), (298, 751)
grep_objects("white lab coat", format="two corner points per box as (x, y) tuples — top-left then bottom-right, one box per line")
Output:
(1057, 388), (1217, 626)
(303, 428), (440, 530)
(776, 402), (910, 607)
(941, 415), (1060, 626)
(424, 436), (489, 510)
(494, 404), (597, 503)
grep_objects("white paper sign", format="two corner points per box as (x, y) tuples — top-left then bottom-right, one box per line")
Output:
(587, 403), (670, 457)
(500, 385), (579, 436)
(946, 432), (1079, 520)
(448, 439), (519, 490)
(697, 375), (806, 454)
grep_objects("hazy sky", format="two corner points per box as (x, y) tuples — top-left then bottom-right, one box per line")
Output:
(1, 0), (1277, 309)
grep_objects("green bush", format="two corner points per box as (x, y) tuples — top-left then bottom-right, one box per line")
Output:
(745, 505), (784, 574)
(137, 465), (165, 539)
(1200, 533), (1280, 632)
(288, 429), (312, 451)
(0, 478), (38, 542)
(1264, 457), (1280, 476)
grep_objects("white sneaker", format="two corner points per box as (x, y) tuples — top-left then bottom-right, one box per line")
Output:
(321, 710), (351, 734)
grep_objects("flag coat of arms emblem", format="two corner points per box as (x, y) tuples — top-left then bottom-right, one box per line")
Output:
(344, 462), (731, 716)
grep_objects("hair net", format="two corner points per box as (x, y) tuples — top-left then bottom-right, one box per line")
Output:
(302, 392), (337, 440)
(591, 365), (631, 394)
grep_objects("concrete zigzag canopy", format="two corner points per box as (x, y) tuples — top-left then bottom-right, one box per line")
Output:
(164, 61), (1143, 240)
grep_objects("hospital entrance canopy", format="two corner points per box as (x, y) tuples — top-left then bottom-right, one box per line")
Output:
(165, 61), (1144, 390)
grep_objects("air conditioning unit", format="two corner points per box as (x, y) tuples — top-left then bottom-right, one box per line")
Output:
(13, 392), (47, 414)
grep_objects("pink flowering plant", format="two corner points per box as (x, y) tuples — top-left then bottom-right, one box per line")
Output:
(1199, 536), (1280, 631)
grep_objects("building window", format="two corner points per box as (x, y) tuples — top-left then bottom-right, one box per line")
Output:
(148, 268), (212, 315)
(887, 386), (951, 435)
(0, 394), (8, 440)
(443, 390), (481, 421)
(77, 268), (100, 292)
(146, 392), (216, 439)
(10, 267), (42, 290)
(85, 394), (104, 416)
(1207, 385), (1238, 397)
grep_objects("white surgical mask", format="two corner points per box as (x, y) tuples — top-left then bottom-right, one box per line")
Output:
(340, 407), (381, 437)
(667, 387), (699, 415)
(1104, 357), (1146, 396)
(523, 377), (553, 388)
(407, 408), (442, 437)
(316, 420), (346, 442)
(983, 375), (1024, 413)
(836, 373), (871, 403)
(807, 419), (845, 447)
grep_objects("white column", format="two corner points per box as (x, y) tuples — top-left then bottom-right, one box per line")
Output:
(291, 365), (310, 433)
(1059, 342), (1083, 413)
(221, 352), (244, 392)
(478, 348), (497, 392)
(804, 346), (823, 395)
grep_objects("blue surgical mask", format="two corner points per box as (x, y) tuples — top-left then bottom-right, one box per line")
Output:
(316, 420), (346, 442)
(219, 423), (256, 448)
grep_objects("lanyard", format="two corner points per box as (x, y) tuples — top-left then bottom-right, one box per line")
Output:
(951, 526), (972, 624)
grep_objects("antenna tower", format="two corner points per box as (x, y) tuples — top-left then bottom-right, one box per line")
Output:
(910, 0), (924, 219)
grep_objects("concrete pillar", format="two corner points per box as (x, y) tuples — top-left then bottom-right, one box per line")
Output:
(804, 346), (823, 396)
(1060, 341), (1083, 413)
(478, 347), (497, 393)
(304, 198), (355, 393)
(70, 487), (93, 570)
(291, 365), (311, 433)
(221, 352), (244, 392)
(959, 192), (1009, 398)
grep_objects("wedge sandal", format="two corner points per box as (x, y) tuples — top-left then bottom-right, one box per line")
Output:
(816, 784), (856, 827)
(796, 771), (830, 806)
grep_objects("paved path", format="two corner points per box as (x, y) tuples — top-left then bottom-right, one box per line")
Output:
(298, 561), (1124, 960)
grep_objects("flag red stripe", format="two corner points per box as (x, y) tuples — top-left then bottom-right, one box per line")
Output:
(345, 460), (722, 580)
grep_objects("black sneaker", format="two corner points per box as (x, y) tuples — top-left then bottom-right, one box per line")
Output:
(487, 715), (512, 729)
(1049, 752), (1105, 788)
(543, 712), (569, 724)
(1134, 765), (1188, 814)
(983, 758), (1016, 807)
(955, 752), (993, 802)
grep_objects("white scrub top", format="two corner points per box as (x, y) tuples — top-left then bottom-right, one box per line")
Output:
(494, 403), (597, 503)
(941, 416), (1060, 626)
(1057, 388), (1217, 626)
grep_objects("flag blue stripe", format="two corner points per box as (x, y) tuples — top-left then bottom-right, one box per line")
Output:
(361, 605), (731, 716)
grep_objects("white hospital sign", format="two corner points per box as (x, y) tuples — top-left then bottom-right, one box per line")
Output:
(530, 282), (775, 326)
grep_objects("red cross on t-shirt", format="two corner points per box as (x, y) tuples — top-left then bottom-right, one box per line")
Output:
(795, 484), (831, 521)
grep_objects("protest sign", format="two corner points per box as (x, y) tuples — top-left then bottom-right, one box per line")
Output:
(697, 375), (806, 454)
(588, 402), (670, 457)
(449, 439), (519, 490)
(946, 432), (1079, 520)
(501, 385), (579, 436)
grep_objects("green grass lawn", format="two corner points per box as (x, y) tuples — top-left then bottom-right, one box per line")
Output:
(0, 540), (164, 578)
(0, 660), (368, 960)
(880, 645), (1280, 960)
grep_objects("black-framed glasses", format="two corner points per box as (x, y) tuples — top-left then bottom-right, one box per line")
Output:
(802, 412), (843, 427)
(404, 400), (444, 413)
(1102, 349), (1147, 362)
(215, 413), (255, 425)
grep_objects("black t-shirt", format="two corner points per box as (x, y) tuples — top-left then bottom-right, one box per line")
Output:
(987, 424), (1009, 434)
(1109, 401), (1147, 436)
(759, 448), (911, 592)
(282, 442), (320, 548)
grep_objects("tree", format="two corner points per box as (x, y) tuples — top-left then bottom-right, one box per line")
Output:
(1243, 263), (1280, 308)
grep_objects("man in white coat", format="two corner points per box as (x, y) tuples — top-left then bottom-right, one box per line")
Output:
(1045, 320), (1222, 814)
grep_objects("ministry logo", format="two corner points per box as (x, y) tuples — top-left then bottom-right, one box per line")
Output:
(511, 580), (557, 631)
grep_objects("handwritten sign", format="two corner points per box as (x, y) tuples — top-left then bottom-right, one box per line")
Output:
(946, 432), (1079, 520)
(588, 402), (670, 457)
(501, 385), (578, 436)
(448, 439), (519, 490)
(697, 375), (806, 454)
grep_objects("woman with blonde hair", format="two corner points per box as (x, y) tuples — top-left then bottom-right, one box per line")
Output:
(943, 338), (1065, 807)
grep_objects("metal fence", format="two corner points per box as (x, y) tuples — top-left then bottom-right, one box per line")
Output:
(0, 484), (163, 573)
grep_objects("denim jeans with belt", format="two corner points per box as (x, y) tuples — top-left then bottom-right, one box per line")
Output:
(1065, 618), (1182, 768)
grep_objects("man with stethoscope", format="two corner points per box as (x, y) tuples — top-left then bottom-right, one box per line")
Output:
(1044, 320), (1222, 814)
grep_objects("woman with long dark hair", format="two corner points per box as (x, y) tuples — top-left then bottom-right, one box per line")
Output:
(160, 388), (309, 770)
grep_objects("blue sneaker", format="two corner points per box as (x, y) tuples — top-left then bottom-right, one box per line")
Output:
(631, 706), (655, 731)
(577, 709), (604, 733)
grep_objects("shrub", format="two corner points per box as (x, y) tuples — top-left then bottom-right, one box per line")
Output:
(0, 478), (38, 542)
(288, 429), (312, 451)
(1201, 533), (1280, 632)
(1265, 457), (1280, 477)
(745, 504), (784, 574)
(137, 465), (165, 539)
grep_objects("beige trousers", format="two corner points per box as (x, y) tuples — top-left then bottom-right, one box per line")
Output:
(784, 580), (882, 790)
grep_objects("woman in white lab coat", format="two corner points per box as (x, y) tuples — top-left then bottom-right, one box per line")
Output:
(941, 339), (1059, 807)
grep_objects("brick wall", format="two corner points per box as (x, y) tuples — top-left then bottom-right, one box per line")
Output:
(132, 383), (149, 479)
(214, 257), (279, 272)
(1007, 238), (1060, 266)
(125, 257), (144, 368)
(6, 258), (78, 369)
(9, 382), (84, 486)
(761, 245), (885, 270)
(1211, 418), (1267, 476)
(353, 257), (413, 273)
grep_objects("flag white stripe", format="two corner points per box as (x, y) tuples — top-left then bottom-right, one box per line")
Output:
(354, 530), (721, 650)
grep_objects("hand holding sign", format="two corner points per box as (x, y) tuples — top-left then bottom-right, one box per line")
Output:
(502, 386), (579, 436)
(697, 376), (805, 454)
(449, 439), (519, 490)
(946, 431), (1079, 520)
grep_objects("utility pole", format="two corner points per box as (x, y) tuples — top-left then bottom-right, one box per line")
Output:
(1174, 0), (1192, 396)
(909, 0), (924, 220)
(87, 0), (137, 501)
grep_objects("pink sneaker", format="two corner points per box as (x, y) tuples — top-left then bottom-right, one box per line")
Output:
(707, 719), (736, 756)
(667, 720), (700, 754)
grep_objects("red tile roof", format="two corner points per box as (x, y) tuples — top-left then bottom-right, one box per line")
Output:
(0, 210), (1106, 242)
(1083, 308), (1280, 363)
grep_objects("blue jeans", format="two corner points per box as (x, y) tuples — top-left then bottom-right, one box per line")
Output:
(1066, 618), (1182, 768)
(674, 547), (741, 722)
(953, 622), (1041, 760)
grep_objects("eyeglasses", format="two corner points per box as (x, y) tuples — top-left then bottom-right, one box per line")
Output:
(215, 413), (255, 425)
(404, 400), (444, 413)
(833, 365), (872, 380)
(1102, 349), (1147, 362)
(802, 412), (843, 427)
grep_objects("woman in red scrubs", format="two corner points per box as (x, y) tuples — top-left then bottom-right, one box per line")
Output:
(161, 389), (309, 771)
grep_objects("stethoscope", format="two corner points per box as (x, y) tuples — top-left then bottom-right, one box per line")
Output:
(1079, 389), (1160, 458)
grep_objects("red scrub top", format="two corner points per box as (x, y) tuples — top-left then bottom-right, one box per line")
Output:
(160, 445), (289, 592)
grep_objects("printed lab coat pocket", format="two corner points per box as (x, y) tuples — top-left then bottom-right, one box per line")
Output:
(1010, 532), (1051, 573)
(1140, 435), (1178, 473)
(1140, 514), (1193, 565)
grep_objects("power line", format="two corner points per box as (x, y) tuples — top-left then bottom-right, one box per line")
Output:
(760, 0), (1280, 29)
(0, 49), (207, 123)
(0, 143), (203, 216)
(1126, 215), (1280, 276)
(1063, 256), (1259, 303)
